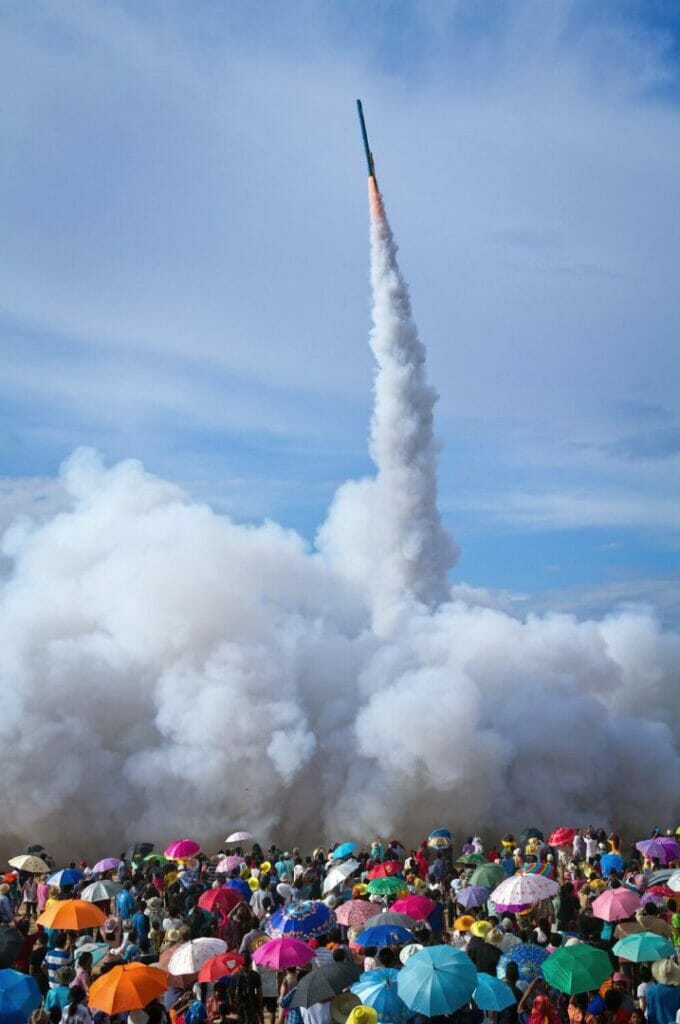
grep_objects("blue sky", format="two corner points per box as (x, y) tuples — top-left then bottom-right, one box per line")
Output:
(1, 0), (679, 623)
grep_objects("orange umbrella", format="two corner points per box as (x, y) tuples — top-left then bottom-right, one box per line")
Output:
(37, 899), (107, 931)
(89, 963), (169, 1013)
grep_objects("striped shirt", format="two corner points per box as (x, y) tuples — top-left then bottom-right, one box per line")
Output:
(45, 947), (73, 988)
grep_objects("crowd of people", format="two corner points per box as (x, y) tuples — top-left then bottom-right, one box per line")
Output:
(1, 826), (679, 1024)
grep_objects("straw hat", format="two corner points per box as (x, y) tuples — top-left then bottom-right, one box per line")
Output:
(454, 915), (475, 931)
(345, 1008), (378, 1024)
(486, 927), (504, 948)
(652, 959), (680, 986)
(331, 993), (361, 1024)
(470, 920), (492, 939)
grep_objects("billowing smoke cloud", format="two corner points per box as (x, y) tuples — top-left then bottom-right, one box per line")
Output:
(1, 183), (679, 859)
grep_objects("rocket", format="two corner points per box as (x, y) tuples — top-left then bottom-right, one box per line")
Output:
(356, 99), (376, 180)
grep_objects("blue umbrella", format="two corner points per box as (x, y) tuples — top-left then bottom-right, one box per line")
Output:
(351, 968), (411, 1023)
(353, 925), (414, 948)
(223, 877), (252, 901)
(600, 853), (624, 878)
(330, 843), (358, 860)
(47, 868), (84, 888)
(397, 946), (477, 1016)
(429, 828), (454, 840)
(0, 969), (42, 1024)
(265, 900), (337, 940)
(497, 944), (548, 983)
(457, 887), (490, 910)
(473, 976), (516, 1012)
(612, 932), (675, 962)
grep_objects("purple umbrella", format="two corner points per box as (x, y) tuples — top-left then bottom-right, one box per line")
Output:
(636, 840), (680, 866)
(457, 886), (490, 910)
(92, 858), (122, 874)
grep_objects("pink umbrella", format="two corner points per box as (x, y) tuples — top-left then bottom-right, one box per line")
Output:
(216, 856), (245, 874)
(252, 937), (314, 970)
(92, 858), (122, 874)
(592, 888), (641, 922)
(335, 900), (379, 927)
(165, 838), (201, 860)
(391, 896), (435, 920)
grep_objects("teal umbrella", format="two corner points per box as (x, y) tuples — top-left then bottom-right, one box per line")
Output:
(612, 932), (675, 963)
(473, 975), (516, 1011)
(397, 946), (477, 1016)
(542, 945), (613, 995)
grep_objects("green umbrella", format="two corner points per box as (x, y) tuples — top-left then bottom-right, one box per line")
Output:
(612, 932), (675, 963)
(470, 864), (505, 889)
(367, 877), (406, 896)
(457, 854), (485, 867)
(143, 853), (171, 864)
(542, 945), (613, 995)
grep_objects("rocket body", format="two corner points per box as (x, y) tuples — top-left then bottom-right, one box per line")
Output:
(356, 99), (376, 179)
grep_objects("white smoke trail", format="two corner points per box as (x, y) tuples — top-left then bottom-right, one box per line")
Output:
(318, 181), (456, 628)
(1, 186), (679, 859)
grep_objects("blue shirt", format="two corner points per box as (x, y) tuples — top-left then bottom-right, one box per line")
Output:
(645, 984), (680, 1024)
(115, 890), (135, 919)
(132, 911), (149, 939)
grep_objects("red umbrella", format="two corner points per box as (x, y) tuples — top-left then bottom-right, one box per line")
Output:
(391, 895), (435, 920)
(198, 952), (245, 983)
(548, 828), (577, 847)
(367, 862), (402, 880)
(198, 888), (243, 914)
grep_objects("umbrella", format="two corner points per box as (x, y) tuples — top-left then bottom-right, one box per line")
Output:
(473, 976), (516, 1012)
(366, 877), (405, 896)
(456, 854), (485, 867)
(225, 832), (252, 844)
(548, 828), (577, 847)
(323, 860), (361, 895)
(88, 963), (168, 1013)
(429, 829), (454, 840)
(497, 945), (549, 983)
(470, 864), (506, 889)
(81, 880), (123, 903)
(330, 843), (358, 860)
(0, 929), (22, 971)
(143, 853), (171, 865)
(224, 878), (251, 902)
(7, 856), (48, 875)
(364, 912), (416, 930)
(391, 896), (435, 921)
(216, 856), (245, 874)
(351, 968), (411, 1023)
(367, 862), (402, 880)
(457, 887), (490, 910)
(168, 939), (227, 976)
(165, 839), (201, 860)
(47, 868), (84, 888)
(612, 932), (675, 962)
(542, 945), (613, 995)
(0, 969), (42, 1024)
(253, 938), (314, 970)
(668, 871), (680, 892)
(37, 899), (107, 931)
(659, 838), (680, 860)
(198, 953), (245, 983)
(92, 858), (122, 874)
(592, 889), (641, 922)
(353, 925), (414, 948)
(490, 874), (558, 909)
(427, 837), (451, 849)
(335, 901), (379, 928)
(266, 900), (337, 940)
(72, 942), (109, 967)
(600, 854), (624, 877)
(291, 963), (362, 1008)
(198, 888), (243, 915)
(397, 946), (477, 1016)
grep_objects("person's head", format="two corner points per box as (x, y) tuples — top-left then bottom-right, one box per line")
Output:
(604, 990), (622, 1012)
(639, 966), (652, 983)
(54, 933), (68, 949)
(644, 902), (658, 916)
(505, 961), (520, 986)
(668, 899), (677, 913)
(612, 974), (629, 993)
(77, 951), (93, 970)
(571, 994), (588, 1011)
(124, 881), (133, 891)
(629, 1011), (644, 1024)
(377, 948), (396, 968)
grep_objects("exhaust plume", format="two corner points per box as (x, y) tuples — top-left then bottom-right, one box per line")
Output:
(1, 179), (679, 859)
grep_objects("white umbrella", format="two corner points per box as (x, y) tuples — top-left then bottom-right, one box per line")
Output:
(323, 859), (360, 895)
(225, 831), (252, 843)
(81, 880), (123, 902)
(8, 854), (49, 874)
(168, 938), (228, 976)
(490, 873), (559, 906)
(668, 871), (680, 893)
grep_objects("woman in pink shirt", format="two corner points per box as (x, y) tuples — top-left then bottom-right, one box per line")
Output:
(37, 876), (50, 914)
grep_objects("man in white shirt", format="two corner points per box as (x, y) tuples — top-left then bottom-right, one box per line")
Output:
(300, 1002), (332, 1024)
